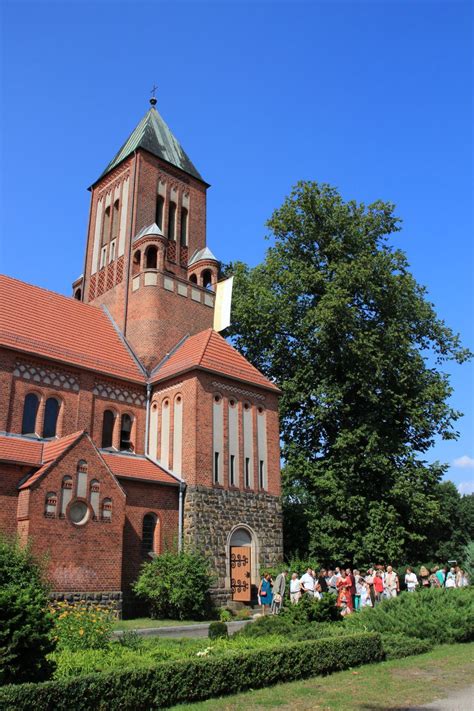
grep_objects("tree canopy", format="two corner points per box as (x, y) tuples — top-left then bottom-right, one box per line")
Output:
(225, 181), (470, 565)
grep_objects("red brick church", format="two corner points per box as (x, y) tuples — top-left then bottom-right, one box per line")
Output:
(0, 98), (283, 613)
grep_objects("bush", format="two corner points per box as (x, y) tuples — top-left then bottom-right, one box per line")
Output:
(51, 602), (114, 651)
(133, 550), (214, 620)
(234, 607), (253, 620)
(0, 633), (383, 709)
(280, 593), (340, 624)
(208, 622), (228, 640)
(344, 587), (474, 644)
(381, 633), (433, 660)
(237, 613), (296, 638)
(219, 609), (233, 622)
(116, 630), (143, 650)
(0, 536), (55, 685)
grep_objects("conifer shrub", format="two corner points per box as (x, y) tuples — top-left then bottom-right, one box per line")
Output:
(0, 536), (55, 685)
(133, 550), (214, 620)
(208, 621), (228, 640)
(344, 587), (474, 643)
(380, 633), (433, 660)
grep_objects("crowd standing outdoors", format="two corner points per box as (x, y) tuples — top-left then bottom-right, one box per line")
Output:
(258, 564), (470, 616)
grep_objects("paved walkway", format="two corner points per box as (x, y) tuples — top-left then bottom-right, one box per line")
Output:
(114, 619), (253, 639)
(407, 685), (474, 710)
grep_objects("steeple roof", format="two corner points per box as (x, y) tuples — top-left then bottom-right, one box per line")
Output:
(96, 105), (206, 184)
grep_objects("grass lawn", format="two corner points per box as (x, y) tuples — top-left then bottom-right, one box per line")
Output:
(113, 618), (210, 630)
(172, 642), (474, 710)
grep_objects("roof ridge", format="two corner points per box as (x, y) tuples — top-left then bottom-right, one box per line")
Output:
(149, 333), (190, 379)
(198, 328), (214, 367)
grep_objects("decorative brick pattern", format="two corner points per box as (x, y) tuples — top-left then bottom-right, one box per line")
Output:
(13, 361), (79, 391)
(93, 381), (146, 406)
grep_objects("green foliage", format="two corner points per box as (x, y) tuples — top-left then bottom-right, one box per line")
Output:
(233, 607), (253, 620)
(237, 614), (296, 638)
(117, 630), (143, 650)
(0, 536), (55, 685)
(219, 608), (233, 622)
(381, 633), (433, 660)
(208, 621), (228, 640)
(280, 593), (340, 624)
(133, 550), (214, 620)
(344, 587), (474, 643)
(0, 633), (383, 710)
(224, 181), (471, 565)
(51, 602), (114, 651)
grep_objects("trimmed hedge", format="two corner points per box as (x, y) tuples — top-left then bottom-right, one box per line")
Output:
(0, 633), (382, 710)
(381, 634), (433, 660)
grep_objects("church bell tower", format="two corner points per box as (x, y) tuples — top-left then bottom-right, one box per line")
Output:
(77, 96), (219, 371)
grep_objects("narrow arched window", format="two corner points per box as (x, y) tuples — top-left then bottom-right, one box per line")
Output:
(168, 202), (176, 240)
(76, 460), (88, 498)
(156, 195), (164, 230)
(202, 270), (212, 290)
(45, 491), (57, 518)
(120, 414), (132, 451)
(43, 398), (60, 438)
(102, 205), (111, 245)
(142, 513), (157, 555)
(132, 250), (141, 275)
(60, 475), (73, 516)
(111, 199), (120, 241)
(189, 273), (197, 284)
(180, 208), (188, 247)
(21, 393), (39, 434)
(74, 288), (82, 301)
(90, 480), (100, 518)
(145, 245), (158, 269)
(102, 497), (112, 521)
(102, 410), (115, 448)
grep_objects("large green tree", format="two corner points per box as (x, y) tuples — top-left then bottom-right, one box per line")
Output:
(225, 182), (470, 565)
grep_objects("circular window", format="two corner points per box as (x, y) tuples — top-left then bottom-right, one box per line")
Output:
(69, 501), (89, 525)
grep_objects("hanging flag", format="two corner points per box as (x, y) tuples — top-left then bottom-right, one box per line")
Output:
(213, 276), (234, 332)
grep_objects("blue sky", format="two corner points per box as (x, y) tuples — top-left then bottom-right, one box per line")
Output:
(1, 1), (472, 492)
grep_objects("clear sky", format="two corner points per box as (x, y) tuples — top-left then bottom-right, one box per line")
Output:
(1, 1), (472, 492)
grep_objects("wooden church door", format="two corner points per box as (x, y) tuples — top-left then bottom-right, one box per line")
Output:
(230, 546), (251, 601)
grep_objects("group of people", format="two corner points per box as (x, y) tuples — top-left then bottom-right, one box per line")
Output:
(258, 563), (469, 616)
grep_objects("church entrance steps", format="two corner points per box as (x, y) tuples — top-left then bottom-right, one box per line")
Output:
(113, 619), (254, 639)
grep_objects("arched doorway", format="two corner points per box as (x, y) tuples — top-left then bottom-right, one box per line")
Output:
(227, 525), (258, 602)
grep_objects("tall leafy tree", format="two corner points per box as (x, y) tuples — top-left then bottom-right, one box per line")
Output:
(225, 182), (470, 565)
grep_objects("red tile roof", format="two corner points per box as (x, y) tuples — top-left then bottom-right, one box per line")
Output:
(0, 436), (43, 465)
(0, 275), (144, 383)
(101, 452), (179, 486)
(150, 328), (280, 392)
(17, 431), (85, 489)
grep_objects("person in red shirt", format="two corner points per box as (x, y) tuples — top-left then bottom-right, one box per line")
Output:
(373, 570), (384, 604)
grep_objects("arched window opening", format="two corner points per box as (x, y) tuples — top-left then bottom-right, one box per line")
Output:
(90, 480), (100, 518)
(21, 393), (39, 435)
(189, 273), (197, 284)
(168, 202), (176, 240)
(76, 459), (88, 498)
(230, 527), (252, 546)
(74, 288), (82, 301)
(60, 476), (73, 517)
(202, 269), (212, 290)
(101, 410), (115, 448)
(102, 205), (111, 245)
(109, 240), (116, 263)
(111, 199), (120, 241)
(156, 195), (164, 230)
(145, 245), (158, 270)
(102, 497), (112, 521)
(45, 491), (57, 518)
(120, 414), (132, 451)
(43, 397), (60, 438)
(132, 250), (141, 275)
(141, 513), (158, 555)
(180, 208), (188, 247)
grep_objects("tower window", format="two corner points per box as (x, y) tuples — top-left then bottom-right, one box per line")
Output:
(168, 202), (176, 240)
(180, 208), (188, 247)
(259, 460), (265, 489)
(43, 398), (60, 438)
(74, 288), (82, 301)
(111, 200), (120, 241)
(102, 206), (111, 245)
(109, 240), (116, 263)
(156, 195), (164, 230)
(22, 393), (39, 434)
(100, 246), (107, 269)
(202, 269), (212, 290)
(245, 457), (250, 488)
(101, 409), (115, 448)
(214, 451), (220, 484)
(132, 250), (141, 275)
(230, 454), (235, 486)
(142, 513), (158, 555)
(120, 414), (132, 451)
(145, 245), (158, 269)
(189, 274), (197, 284)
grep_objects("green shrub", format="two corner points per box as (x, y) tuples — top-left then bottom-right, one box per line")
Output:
(117, 630), (143, 650)
(208, 621), (228, 640)
(0, 536), (55, 685)
(234, 607), (253, 620)
(237, 613), (296, 638)
(0, 633), (383, 710)
(51, 602), (114, 651)
(344, 587), (474, 644)
(280, 593), (340, 624)
(219, 609), (233, 622)
(133, 550), (214, 620)
(381, 633), (433, 660)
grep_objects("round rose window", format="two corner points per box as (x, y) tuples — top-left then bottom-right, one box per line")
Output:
(69, 501), (89, 525)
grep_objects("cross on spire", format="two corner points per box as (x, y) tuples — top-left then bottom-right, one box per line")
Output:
(150, 84), (158, 106)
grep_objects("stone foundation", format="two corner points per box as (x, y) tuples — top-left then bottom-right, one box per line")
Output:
(183, 486), (283, 604)
(49, 591), (123, 617)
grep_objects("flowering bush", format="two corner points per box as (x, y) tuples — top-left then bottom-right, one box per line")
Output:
(51, 602), (114, 651)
